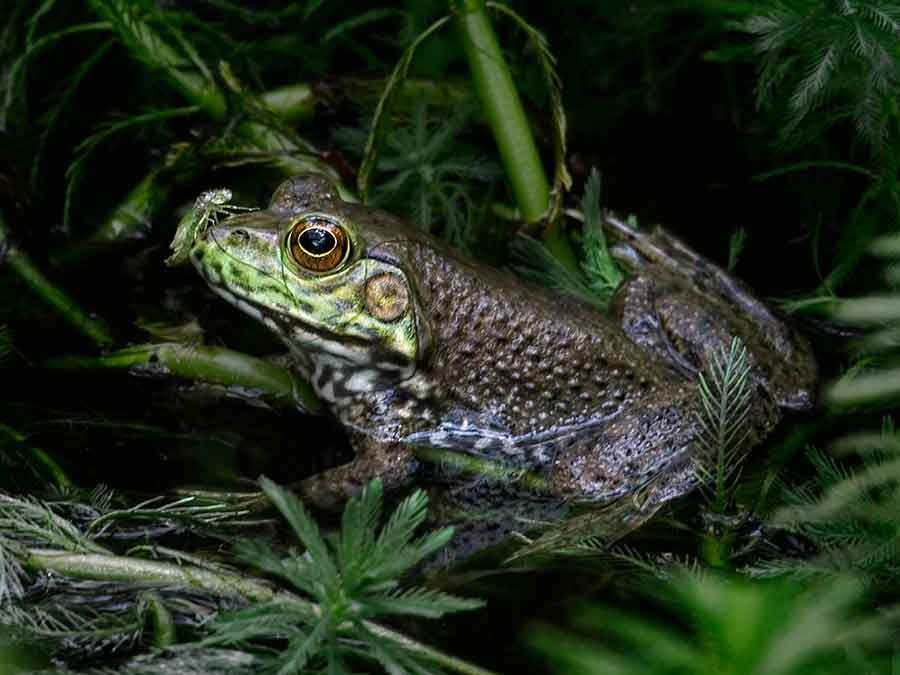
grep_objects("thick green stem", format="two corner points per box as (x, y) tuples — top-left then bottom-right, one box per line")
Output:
(455, 0), (549, 223)
(24, 550), (495, 675)
(43, 342), (324, 413)
(26, 549), (276, 601)
(0, 217), (112, 348)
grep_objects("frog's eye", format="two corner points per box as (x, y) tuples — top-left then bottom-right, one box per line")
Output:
(288, 217), (350, 272)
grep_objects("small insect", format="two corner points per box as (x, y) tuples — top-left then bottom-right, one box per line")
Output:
(166, 188), (253, 266)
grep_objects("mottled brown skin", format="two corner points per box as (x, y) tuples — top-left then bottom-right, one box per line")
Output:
(204, 176), (817, 521)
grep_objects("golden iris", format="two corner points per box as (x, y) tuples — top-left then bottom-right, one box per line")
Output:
(288, 217), (349, 272)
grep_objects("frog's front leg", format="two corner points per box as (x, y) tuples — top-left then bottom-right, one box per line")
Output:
(604, 213), (816, 411)
(299, 432), (419, 510)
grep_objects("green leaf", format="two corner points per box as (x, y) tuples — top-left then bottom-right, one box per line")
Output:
(335, 479), (382, 588)
(366, 587), (484, 619)
(511, 234), (607, 310)
(579, 168), (623, 302)
(258, 477), (338, 590)
(693, 337), (754, 510)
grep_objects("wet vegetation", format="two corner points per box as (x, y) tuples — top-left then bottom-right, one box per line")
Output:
(2, 0), (900, 673)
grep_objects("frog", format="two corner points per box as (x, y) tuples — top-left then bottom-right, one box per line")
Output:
(170, 173), (816, 530)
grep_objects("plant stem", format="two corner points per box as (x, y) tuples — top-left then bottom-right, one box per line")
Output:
(0, 423), (72, 489)
(260, 83), (316, 124)
(88, 166), (176, 242)
(414, 446), (552, 493)
(88, 0), (349, 194)
(87, 0), (227, 120)
(26, 549), (276, 601)
(455, 0), (549, 223)
(142, 592), (177, 648)
(24, 550), (497, 675)
(43, 342), (324, 413)
(0, 216), (113, 348)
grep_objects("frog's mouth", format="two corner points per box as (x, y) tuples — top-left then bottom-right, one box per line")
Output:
(194, 254), (415, 380)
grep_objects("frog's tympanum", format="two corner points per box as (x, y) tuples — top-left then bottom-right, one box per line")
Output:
(173, 174), (816, 555)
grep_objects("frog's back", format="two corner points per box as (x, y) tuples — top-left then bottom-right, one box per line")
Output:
(400, 238), (682, 435)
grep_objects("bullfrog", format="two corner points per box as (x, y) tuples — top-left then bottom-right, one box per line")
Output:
(170, 174), (816, 527)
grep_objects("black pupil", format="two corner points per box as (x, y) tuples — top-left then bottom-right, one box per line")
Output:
(299, 227), (336, 255)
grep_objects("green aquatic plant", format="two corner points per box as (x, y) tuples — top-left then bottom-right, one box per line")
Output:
(530, 571), (897, 675)
(828, 232), (900, 406)
(745, 234), (900, 586)
(741, 0), (900, 153)
(511, 167), (623, 311)
(579, 168), (623, 301)
(694, 337), (754, 513)
(756, 422), (900, 586)
(337, 99), (500, 247)
(204, 478), (485, 674)
(0, 483), (488, 673)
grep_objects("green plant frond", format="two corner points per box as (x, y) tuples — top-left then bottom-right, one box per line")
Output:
(805, 446), (855, 487)
(0, 603), (144, 659)
(258, 477), (338, 589)
(367, 491), (457, 581)
(275, 618), (328, 674)
(830, 294), (900, 323)
(741, 1), (900, 153)
(230, 539), (313, 594)
(789, 43), (839, 118)
(335, 478), (382, 585)
(366, 586), (484, 619)
(219, 479), (482, 673)
(531, 571), (893, 675)
(511, 234), (608, 310)
(830, 429), (900, 457)
(349, 98), (499, 243)
(349, 623), (429, 675)
(773, 450), (900, 526)
(0, 539), (27, 604)
(692, 337), (754, 510)
(727, 226), (747, 272)
(203, 600), (314, 646)
(827, 363), (900, 406)
(0, 492), (108, 554)
(358, 14), (453, 198)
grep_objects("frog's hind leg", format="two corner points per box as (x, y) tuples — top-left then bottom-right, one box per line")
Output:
(605, 212), (816, 411)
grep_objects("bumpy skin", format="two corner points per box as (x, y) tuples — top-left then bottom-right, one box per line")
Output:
(185, 174), (816, 522)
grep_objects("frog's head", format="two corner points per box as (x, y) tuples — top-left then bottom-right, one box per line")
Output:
(186, 174), (431, 398)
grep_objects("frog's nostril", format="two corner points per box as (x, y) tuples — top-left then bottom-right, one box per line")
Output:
(229, 229), (251, 244)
